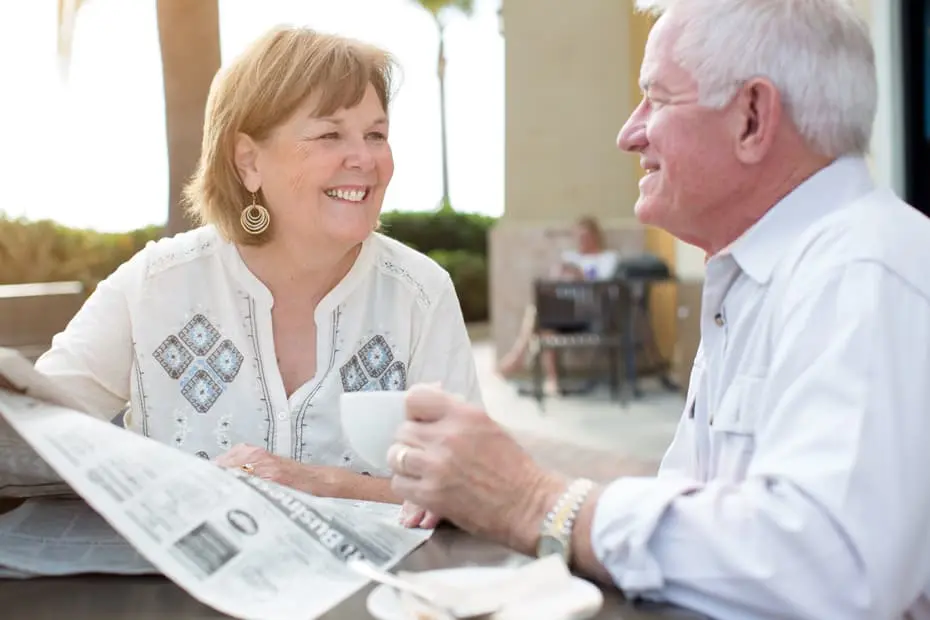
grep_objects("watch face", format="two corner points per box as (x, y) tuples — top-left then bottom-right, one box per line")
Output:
(537, 535), (567, 560)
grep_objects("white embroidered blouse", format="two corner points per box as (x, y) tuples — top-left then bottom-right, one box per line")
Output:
(34, 226), (482, 476)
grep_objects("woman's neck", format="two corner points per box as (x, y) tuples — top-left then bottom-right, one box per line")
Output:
(237, 235), (363, 304)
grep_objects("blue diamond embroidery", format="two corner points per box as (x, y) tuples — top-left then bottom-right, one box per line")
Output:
(153, 335), (194, 379)
(361, 380), (381, 391)
(181, 369), (223, 414)
(207, 340), (244, 383)
(339, 356), (367, 392)
(358, 335), (393, 377)
(179, 314), (221, 356)
(379, 361), (407, 391)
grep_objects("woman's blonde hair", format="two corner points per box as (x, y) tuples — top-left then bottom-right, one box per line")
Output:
(183, 26), (396, 245)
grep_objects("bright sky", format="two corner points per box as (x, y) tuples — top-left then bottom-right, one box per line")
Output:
(0, 0), (504, 232)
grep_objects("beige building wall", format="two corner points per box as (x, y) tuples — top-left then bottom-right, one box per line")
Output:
(492, 1), (679, 363)
(501, 0), (637, 224)
(491, 0), (650, 357)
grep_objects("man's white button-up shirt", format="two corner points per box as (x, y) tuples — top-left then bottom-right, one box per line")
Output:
(592, 157), (930, 619)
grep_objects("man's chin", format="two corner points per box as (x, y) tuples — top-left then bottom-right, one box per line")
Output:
(633, 197), (662, 225)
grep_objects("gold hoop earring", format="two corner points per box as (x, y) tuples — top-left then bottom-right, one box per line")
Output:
(240, 192), (270, 235)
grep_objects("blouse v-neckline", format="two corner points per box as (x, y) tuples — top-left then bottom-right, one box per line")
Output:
(218, 235), (377, 409)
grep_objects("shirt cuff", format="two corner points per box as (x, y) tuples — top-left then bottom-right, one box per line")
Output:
(591, 475), (701, 593)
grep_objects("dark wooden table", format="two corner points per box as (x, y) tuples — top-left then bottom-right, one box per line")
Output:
(0, 499), (704, 619)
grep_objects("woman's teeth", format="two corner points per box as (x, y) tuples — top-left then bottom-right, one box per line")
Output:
(325, 188), (367, 202)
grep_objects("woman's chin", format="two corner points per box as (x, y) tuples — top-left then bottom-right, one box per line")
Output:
(322, 218), (377, 247)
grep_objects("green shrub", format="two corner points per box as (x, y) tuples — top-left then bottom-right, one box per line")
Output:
(0, 210), (496, 322)
(378, 211), (494, 322)
(379, 210), (495, 255)
(0, 216), (160, 294)
(427, 249), (489, 323)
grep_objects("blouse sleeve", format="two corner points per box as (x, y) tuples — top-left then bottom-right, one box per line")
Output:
(33, 252), (144, 420)
(406, 274), (484, 408)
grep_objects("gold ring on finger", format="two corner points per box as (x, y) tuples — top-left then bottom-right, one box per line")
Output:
(396, 446), (410, 475)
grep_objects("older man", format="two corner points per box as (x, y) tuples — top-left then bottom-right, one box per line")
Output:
(389, 0), (930, 618)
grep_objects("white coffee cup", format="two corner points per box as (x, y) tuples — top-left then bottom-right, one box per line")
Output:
(340, 390), (408, 470)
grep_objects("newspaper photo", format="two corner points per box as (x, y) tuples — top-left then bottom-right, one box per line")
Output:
(0, 347), (433, 619)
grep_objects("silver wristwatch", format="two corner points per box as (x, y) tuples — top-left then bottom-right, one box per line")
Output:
(536, 478), (595, 563)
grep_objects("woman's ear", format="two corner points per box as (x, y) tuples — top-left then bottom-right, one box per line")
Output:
(234, 133), (262, 192)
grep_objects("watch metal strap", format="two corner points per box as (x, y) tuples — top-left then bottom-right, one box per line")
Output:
(539, 477), (595, 556)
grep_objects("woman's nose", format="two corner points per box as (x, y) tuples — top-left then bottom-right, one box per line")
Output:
(345, 137), (376, 170)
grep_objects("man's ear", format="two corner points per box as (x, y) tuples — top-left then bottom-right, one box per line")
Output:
(234, 133), (262, 192)
(730, 77), (782, 165)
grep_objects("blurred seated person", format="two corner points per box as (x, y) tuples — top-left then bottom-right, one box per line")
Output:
(497, 216), (619, 394)
(30, 27), (481, 504)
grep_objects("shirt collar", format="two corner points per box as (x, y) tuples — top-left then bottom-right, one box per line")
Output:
(721, 155), (875, 284)
(220, 231), (377, 312)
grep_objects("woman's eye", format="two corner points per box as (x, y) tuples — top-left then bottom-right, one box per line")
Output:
(319, 132), (340, 140)
(367, 131), (388, 141)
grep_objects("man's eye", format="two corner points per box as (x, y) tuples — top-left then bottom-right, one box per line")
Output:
(367, 131), (387, 141)
(319, 132), (339, 140)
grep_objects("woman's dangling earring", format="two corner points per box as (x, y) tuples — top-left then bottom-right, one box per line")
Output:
(240, 192), (270, 235)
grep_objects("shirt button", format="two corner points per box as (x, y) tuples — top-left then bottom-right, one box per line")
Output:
(714, 313), (725, 327)
(277, 411), (288, 421)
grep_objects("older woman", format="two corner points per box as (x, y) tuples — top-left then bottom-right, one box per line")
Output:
(32, 27), (481, 507)
(496, 216), (619, 394)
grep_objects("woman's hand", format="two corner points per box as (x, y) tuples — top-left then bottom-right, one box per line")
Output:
(214, 443), (347, 497)
(399, 500), (441, 529)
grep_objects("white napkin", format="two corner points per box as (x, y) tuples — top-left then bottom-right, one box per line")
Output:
(396, 555), (586, 618)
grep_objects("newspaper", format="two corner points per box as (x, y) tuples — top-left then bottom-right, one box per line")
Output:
(0, 347), (433, 619)
(0, 497), (157, 577)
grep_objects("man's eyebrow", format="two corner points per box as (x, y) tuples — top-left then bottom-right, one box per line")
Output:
(639, 77), (670, 95)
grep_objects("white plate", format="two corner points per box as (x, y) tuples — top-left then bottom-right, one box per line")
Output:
(366, 565), (603, 620)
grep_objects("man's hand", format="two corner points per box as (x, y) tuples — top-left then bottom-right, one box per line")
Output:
(214, 444), (346, 497)
(388, 386), (566, 553)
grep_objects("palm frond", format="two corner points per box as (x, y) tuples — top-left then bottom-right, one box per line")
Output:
(413, 0), (475, 19)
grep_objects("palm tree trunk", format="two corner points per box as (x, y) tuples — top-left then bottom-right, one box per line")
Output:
(437, 23), (452, 211)
(157, 0), (221, 236)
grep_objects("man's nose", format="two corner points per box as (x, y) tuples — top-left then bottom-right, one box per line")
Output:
(617, 103), (647, 153)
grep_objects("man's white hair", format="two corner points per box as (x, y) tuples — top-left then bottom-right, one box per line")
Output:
(635, 0), (877, 158)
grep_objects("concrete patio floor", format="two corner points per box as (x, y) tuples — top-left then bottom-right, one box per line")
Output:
(470, 339), (686, 481)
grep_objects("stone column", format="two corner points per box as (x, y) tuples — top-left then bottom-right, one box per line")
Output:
(492, 0), (647, 357)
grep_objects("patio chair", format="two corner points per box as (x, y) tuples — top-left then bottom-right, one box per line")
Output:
(530, 279), (634, 408)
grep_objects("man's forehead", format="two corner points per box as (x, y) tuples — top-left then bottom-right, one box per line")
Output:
(638, 17), (672, 89)
(638, 16), (693, 93)
(638, 46), (671, 92)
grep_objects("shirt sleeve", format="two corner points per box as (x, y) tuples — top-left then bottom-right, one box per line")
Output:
(590, 261), (930, 620)
(406, 274), (483, 408)
(33, 253), (143, 420)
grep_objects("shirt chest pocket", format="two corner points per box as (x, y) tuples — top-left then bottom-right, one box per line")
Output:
(708, 376), (764, 481)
